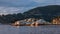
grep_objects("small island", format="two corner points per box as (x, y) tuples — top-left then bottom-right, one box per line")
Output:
(0, 5), (60, 26)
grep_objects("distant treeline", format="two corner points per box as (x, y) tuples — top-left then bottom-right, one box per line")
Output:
(0, 5), (60, 24)
(0, 13), (42, 24)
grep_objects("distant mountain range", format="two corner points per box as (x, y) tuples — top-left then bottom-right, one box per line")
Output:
(0, 5), (60, 24)
(23, 5), (60, 22)
(24, 5), (60, 15)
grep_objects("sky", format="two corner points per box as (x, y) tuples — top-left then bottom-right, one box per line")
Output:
(0, 0), (60, 15)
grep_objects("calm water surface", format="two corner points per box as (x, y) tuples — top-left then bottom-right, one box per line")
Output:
(0, 25), (60, 34)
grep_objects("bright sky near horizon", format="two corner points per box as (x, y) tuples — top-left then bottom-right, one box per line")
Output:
(0, 0), (60, 15)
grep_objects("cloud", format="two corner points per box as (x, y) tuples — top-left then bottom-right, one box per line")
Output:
(0, 0), (37, 7)
(32, 0), (47, 3)
(0, 7), (20, 15)
(0, 0), (60, 15)
(0, 7), (35, 15)
(0, 0), (60, 7)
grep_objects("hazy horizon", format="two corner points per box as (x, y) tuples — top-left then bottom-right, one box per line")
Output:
(0, 0), (60, 15)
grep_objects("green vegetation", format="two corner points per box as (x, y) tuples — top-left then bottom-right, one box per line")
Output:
(0, 5), (60, 24)
(24, 5), (60, 22)
(0, 13), (25, 24)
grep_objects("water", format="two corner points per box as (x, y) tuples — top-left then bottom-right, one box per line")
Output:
(0, 25), (60, 34)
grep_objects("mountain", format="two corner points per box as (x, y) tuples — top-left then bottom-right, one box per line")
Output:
(24, 5), (60, 15)
(1, 5), (60, 24)
(23, 5), (60, 22)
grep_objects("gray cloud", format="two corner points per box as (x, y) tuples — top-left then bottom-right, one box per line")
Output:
(0, 7), (35, 15)
(0, 0), (38, 7)
(0, 0), (60, 15)
(0, 0), (60, 7)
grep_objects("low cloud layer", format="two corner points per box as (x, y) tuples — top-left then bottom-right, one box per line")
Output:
(0, 0), (60, 15)
(0, 7), (35, 15)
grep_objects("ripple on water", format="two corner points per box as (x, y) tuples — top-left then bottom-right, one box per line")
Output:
(0, 25), (60, 34)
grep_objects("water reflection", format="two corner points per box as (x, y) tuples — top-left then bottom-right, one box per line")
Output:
(13, 26), (20, 28)
(31, 25), (38, 27)
(0, 25), (60, 34)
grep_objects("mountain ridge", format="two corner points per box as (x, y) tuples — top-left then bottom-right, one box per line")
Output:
(24, 5), (60, 15)
(23, 5), (60, 22)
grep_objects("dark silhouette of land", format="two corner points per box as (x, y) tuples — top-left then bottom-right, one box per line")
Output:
(0, 5), (60, 24)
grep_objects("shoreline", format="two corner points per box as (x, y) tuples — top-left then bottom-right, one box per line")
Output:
(11, 24), (60, 26)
